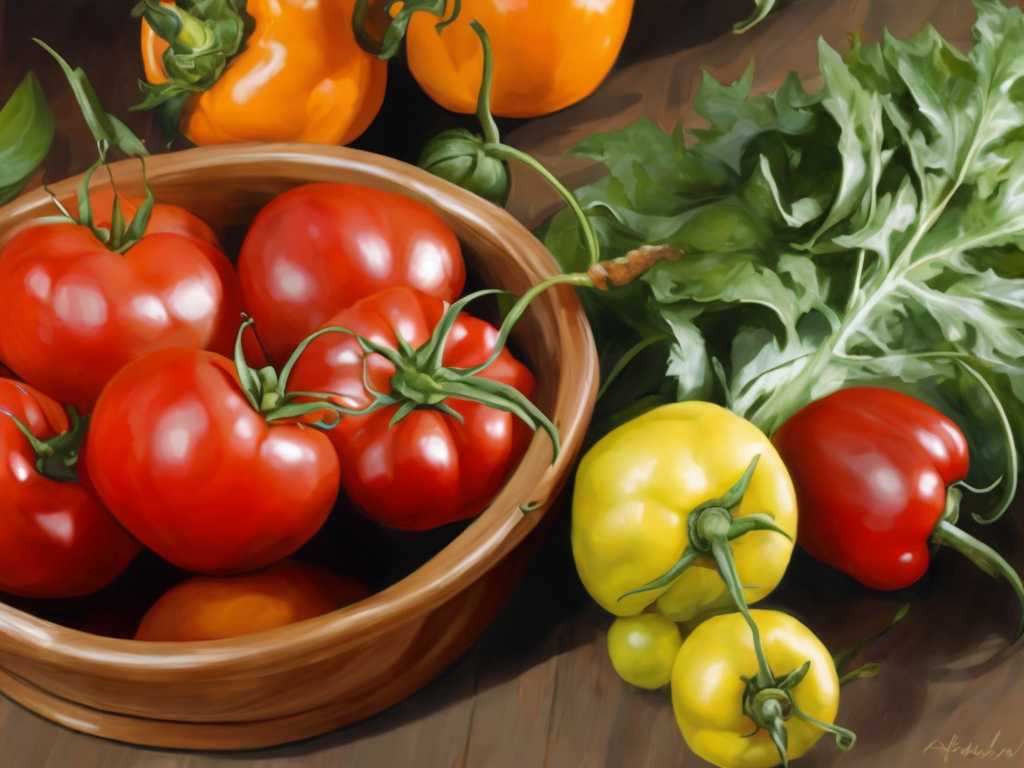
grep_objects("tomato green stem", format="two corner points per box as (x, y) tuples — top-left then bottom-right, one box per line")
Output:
(789, 697), (857, 751)
(0, 405), (88, 484)
(754, 693), (790, 768)
(486, 143), (600, 266)
(254, 290), (563, 457)
(35, 39), (155, 251)
(471, 20), (500, 147)
(615, 454), (789, 690)
(742, 658), (858, 766)
(455, 248), (681, 381)
(422, 20), (602, 267)
(709, 534), (774, 690)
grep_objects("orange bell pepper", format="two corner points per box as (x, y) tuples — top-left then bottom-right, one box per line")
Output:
(358, 0), (635, 118)
(136, 0), (387, 146)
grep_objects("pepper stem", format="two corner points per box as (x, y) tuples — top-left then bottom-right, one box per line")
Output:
(931, 518), (1024, 642)
(352, 0), (460, 60)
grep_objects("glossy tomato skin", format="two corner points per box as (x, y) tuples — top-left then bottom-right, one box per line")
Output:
(0, 378), (141, 598)
(85, 347), (340, 575)
(0, 196), (247, 413)
(237, 183), (466, 364)
(286, 286), (535, 531)
(771, 386), (969, 591)
(134, 559), (370, 641)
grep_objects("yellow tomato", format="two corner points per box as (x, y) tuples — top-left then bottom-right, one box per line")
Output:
(607, 613), (684, 690)
(571, 402), (797, 622)
(672, 610), (842, 768)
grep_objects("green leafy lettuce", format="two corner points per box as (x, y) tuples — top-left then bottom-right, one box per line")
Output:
(538, 0), (1024, 519)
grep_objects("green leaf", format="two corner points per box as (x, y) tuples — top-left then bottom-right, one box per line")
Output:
(539, 0), (1024, 513)
(0, 71), (55, 205)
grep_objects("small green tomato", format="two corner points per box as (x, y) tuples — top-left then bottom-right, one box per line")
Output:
(606, 613), (684, 689)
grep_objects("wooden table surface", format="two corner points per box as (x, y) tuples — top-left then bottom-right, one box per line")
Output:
(3, 1), (1024, 766)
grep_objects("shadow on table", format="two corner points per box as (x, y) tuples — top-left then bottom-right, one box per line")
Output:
(207, 487), (1024, 762)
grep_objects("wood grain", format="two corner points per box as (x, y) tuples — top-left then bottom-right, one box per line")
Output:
(3, 0), (1024, 766)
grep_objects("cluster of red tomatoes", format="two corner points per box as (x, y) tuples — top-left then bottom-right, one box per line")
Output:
(0, 180), (539, 637)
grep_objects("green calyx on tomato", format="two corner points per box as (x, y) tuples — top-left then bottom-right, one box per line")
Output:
(735, 602), (908, 767)
(619, 455), (791, 604)
(231, 318), (345, 426)
(0, 405), (88, 484)
(34, 40), (155, 253)
(279, 287), (563, 457)
(738, 659), (855, 768)
(277, 243), (683, 456)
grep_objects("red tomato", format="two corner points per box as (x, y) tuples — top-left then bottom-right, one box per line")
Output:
(237, 183), (466, 364)
(84, 346), (340, 575)
(78, 189), (222, 250)
(286, 286), (535, 530)
(0, 378), (140, 598)
(134, 559), (370, 641)
(0, 193), (248, 413)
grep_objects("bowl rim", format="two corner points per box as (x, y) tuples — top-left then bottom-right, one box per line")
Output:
(0, 142), (599, 676)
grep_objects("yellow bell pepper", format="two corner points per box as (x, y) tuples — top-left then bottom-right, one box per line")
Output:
(135, 0), (387, 146)
(571, 402), (797, 622)
(671, 610), (853, 768)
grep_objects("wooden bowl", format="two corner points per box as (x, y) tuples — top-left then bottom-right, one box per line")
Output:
(0, 144), (599, 750)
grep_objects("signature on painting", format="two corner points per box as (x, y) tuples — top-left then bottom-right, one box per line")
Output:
(924, 732), (1024, 762)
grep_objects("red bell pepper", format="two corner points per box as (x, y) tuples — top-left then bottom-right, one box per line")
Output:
(771, 386), (1024, 639)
